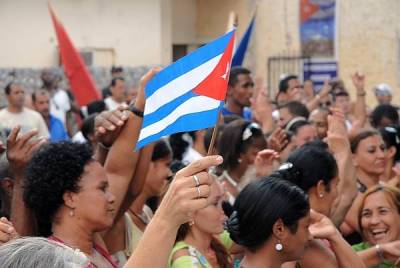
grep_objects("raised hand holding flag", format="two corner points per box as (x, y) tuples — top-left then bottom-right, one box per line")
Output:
(136, 30), (236, 150)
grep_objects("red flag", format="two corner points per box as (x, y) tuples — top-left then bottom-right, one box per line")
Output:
(48, 3), (100, 106)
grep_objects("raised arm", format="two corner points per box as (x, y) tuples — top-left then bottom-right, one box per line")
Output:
(251, 79), (275, 134)
(308, 210), (366, 268)
(124, 155), (223, 268)
(327, 108), (358, 227)
(349, 72), (367, 136)
(8, 127), (46, 236)
(306, 80), (331, 112)
(94, 105), (129, 166)
(103, 68), (159, 221)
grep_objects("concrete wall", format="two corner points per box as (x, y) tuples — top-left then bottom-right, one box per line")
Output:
(0, 0), (171, 67)
(172, 0), (197, 44)
(195, 0), (400, 105)
(1, 0), (399, 105)
(337, 0), (400, 105)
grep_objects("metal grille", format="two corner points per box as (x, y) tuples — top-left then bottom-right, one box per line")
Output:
(267, 54), (311, 98)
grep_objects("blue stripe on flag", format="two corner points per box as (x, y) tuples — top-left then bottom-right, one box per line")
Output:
(145, 30), (235, 98)
(232, 16), (255, 67)
(136, 103), (223, 150)
(142, 91), (197, 128)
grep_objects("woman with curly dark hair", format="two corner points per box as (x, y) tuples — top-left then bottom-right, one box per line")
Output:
(19, 69), (207, 268)
(23, 138), (136, 266)
(19, 69), (161, 267)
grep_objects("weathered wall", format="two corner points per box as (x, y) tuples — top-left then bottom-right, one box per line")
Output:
(0, 0), (171, 67)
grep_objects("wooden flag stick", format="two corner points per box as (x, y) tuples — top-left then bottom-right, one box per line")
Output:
(207, 112), (223, 156)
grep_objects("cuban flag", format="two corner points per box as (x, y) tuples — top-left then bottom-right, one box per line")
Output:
(136, 30), (235, 150)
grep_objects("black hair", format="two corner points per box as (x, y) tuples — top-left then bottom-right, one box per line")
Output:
(0, 159), (13, 181)
(371, 104), (399, 128)
(228, 66), (251, 87)
(24, 142), (93, 236)
(81, 114), (97, 142)
(168, 132), (196, 161)
(285, 117), (310, 135)
(111, 77), (125, 87)
(226, 176), (309, 252)
(31, 89), (49, 103)
(285, 145), (338, 192)
(304, 139), (329, 150)
(350, 130), (381, 153)
(152, 139), (172, 161)
(4, 82), (16, 95)
(218, 120), (265, 170)
(279, 101), (310, 119)
(222, 114), (241, 124)
(87, 100), (106, 115)
(0, 159), (13, 219)
(111, 66), (123, 74)
(380, 125), (400, 162)
(203, 125), (226, 153)
(279, 75), (298, 93)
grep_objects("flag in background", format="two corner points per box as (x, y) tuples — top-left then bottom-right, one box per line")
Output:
(232, 15), (255, 67)
(48, 3), (101, 107)
(136, 30), (236, 150)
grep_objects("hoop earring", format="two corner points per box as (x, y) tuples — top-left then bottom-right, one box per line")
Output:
(275, 241), (283, 251)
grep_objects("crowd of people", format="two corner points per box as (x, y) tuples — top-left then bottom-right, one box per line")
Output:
(0, 63), (399, 268)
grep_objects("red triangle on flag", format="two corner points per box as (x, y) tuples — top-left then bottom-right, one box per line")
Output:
(48, 3), (101, 107)
(300, 0), (320, 24)
(192, 33), (235, 101)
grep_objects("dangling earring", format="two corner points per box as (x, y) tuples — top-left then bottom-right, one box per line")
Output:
(69, 209), (75, 217)
(275, 241), (283, 251)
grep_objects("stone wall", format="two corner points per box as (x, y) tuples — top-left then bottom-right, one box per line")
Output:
(0, 66), (151, 108)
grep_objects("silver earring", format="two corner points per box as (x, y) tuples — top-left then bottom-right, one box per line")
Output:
(275, 241), (283, 251)
(69, 209), (75, 217)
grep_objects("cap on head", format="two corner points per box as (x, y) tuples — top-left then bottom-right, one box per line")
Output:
(374, 83), (393, 96)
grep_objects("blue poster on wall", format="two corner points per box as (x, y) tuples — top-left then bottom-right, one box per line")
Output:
(300, 0), (335, 57)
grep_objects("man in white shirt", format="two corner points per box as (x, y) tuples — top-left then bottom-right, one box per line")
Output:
(104, 77), (126, 110)
(40, 69), (71, 126)
(0, 83), (49, 138)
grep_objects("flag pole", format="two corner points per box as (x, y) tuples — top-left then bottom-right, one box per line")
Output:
(206, 112), (223, 156)
(206, 11), (237, 156)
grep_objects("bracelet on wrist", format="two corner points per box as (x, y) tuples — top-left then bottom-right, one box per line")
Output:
(128, 104), (144, 118)
(98, 142), (111, 150)
(357, 91), (366, 97)
(375, 244), (386, 263)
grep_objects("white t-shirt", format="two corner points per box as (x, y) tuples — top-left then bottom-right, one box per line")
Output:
(104, 97), (125, 111)
(50, 89), (71, 126)
(0, 108), (50, 138)
(72, 131), (87, 143)
(182, 147), (202, 165)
